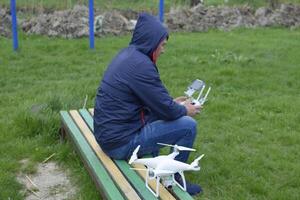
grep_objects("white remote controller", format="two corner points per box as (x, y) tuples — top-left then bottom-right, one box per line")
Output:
(181, 80), (211, 106)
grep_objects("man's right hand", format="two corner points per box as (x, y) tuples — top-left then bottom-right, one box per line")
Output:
(183, 99), (202, 117)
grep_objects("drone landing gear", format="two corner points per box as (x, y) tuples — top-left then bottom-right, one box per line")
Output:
(145, 170), (161, 197)
(145, 170), (187, 197)
(173, 171), (187, 191)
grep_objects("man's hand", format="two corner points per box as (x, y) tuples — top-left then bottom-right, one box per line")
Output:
(174, 96), (188, 104)
(183, 99), (202, 117)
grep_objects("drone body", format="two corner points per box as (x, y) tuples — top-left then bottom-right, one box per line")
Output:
(129, 143), (204, 197)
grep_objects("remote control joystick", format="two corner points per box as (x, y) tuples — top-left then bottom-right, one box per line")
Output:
(183, 79), (211, 106)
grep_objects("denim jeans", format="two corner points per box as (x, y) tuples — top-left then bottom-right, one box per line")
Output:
(105, 116), (198, 163)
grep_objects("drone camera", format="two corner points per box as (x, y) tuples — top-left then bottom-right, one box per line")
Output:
(162, 176), (174, 189)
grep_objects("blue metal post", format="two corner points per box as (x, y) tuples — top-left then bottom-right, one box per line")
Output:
(159, 0), (164, 23)
(10, 0), (18, 51)
(89, 0), (94, 49)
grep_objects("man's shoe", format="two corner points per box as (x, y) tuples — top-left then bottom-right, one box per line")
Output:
(185, 181), (202, 196)
(175, 173), (203, 196)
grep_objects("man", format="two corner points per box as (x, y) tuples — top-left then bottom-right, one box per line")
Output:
(94, 13), (202, 195)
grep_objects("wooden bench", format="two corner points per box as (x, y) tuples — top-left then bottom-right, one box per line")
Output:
(60, 108), (194, 200)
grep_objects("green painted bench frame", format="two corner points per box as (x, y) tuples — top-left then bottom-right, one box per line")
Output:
(60, 108), (194, 200)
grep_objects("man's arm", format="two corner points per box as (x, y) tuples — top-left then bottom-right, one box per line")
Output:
(128, 62), (186, 120)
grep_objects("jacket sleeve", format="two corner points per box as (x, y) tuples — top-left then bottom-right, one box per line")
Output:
(127, 61), (187, 121)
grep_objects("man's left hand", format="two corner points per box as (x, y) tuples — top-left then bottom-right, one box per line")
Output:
(174, 96), (188, 104)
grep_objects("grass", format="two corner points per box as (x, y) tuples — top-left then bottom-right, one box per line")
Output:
(1, 0), (300, 12)
(207, 0), (300, 7)
(1, 27), (300, 199)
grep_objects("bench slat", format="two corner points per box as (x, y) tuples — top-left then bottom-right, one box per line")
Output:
(80, 109), (158, 200)
(114, 160), (158, 200)
(60, 111), (125, 200)
(69, 110), (142, 200)
(83, 109), (177, 200)
(89, 108), (195, 200)
(131, 163), (176, 200)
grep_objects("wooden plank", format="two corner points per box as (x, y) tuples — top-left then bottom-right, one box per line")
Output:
(132, 163), (176, 200)
(69, 110), (142, 200)
(114, 160), (158, 200)
(171, 187), (194, 200)
(83, 109), (175, 200)
(60, 111), (125, 200)
(89, 108), (194, 200)
(80, 109), (158, 200)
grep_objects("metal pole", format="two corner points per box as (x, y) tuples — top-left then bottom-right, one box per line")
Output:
(89, 0), (94, 49)
(159, 0), (164, 23)
(10, 0), (18, 51)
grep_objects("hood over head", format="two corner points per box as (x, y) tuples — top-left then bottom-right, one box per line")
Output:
(129, 13), (169, 57)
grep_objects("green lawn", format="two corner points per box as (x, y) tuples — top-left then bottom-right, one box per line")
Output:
(1, 28), (300, 199)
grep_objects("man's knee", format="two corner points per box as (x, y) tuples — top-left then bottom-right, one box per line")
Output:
(174, 116), (198, 152)
(178, 116), (197, 134)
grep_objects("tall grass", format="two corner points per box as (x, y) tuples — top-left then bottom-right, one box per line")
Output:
(0, 0), (300, 12)
(1, 28), (300, 199)
(208, 0), (300, 7)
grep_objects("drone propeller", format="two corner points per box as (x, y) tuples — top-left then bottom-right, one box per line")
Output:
(130, 168), (157, 179)
(133, 145), (140, 154)
(157, 143), (196, 152)
(129, 145), (140, 164)
(195, 154), (205, 162)
(130, 168), (148, 171)
(190, 154), (205, 170)
(130, 168), (174, 178)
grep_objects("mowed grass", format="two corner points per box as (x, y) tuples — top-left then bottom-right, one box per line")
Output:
(1, 28), (300, 199)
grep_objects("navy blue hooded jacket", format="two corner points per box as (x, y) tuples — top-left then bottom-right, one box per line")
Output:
(94, 13), (187, 152)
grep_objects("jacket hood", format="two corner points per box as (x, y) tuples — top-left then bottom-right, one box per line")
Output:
(129, 13), (168, 57)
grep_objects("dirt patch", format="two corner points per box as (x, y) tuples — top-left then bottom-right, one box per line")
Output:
(17, 160), (76, 200)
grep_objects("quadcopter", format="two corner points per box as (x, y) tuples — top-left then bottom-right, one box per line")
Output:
(183, 79), (211, 106)
(129, 143), (205, 197)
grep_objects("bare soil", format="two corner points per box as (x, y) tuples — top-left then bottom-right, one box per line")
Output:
(17, 160), (76, 200)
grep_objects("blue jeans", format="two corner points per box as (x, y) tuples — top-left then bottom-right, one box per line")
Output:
(105, 116), (198, 163)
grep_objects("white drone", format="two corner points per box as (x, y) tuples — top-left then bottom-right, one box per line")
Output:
(184, 79), (211, 106)
(129, 143), (205, 197)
